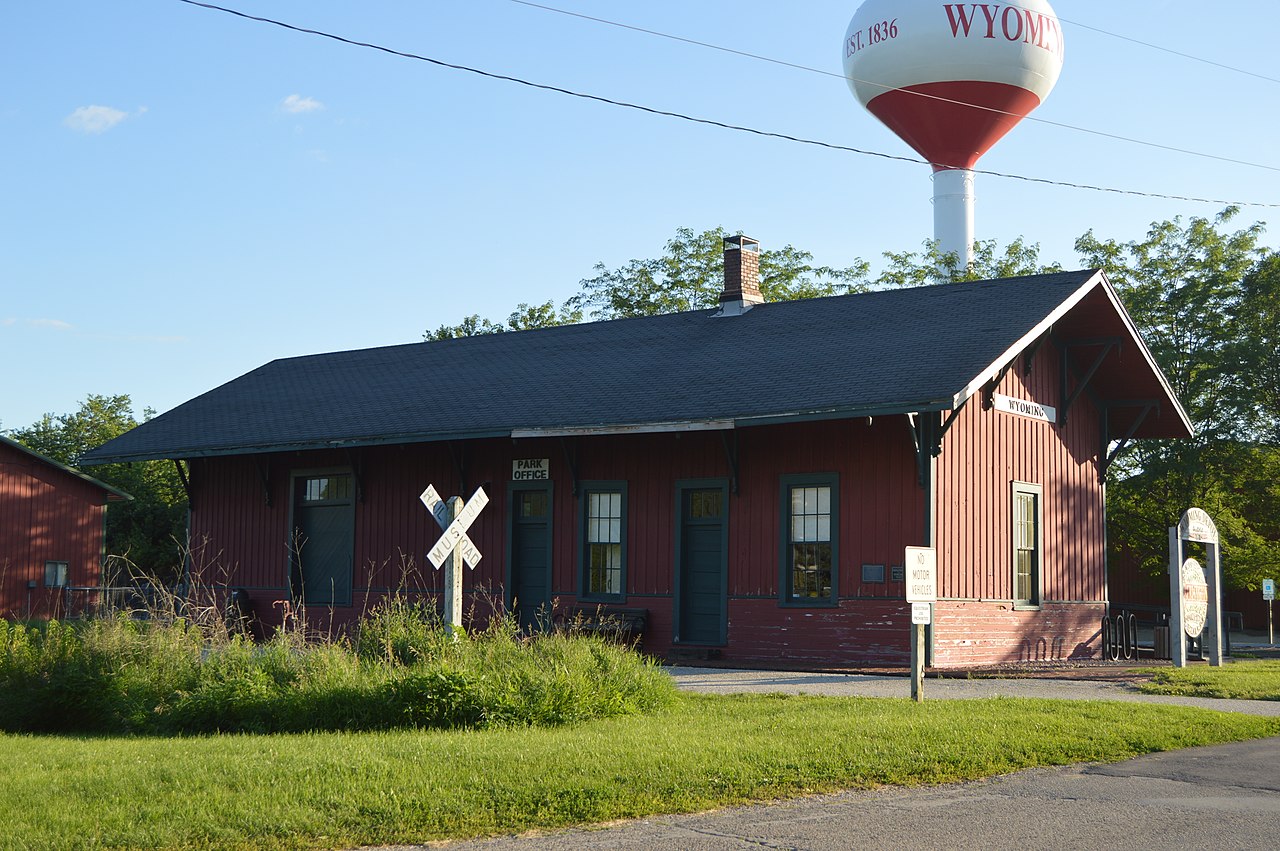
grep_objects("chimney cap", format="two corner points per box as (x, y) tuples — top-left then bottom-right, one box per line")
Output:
(723, 234), (760, 253)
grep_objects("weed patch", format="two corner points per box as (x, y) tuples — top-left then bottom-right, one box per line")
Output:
(0, 602), (675, 735)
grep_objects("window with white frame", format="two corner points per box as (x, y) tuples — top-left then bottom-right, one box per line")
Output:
(1012, 482), (1042, 607)
(781, 475), (838, 603)
(581, 485), (626, 599)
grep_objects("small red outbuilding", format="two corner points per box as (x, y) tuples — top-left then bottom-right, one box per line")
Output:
(0, 434), (131, 619)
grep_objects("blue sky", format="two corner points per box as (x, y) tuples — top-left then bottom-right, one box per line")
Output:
(3, 1), (1278, 431)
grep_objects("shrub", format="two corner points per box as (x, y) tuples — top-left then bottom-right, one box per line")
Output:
(0, 603), (676, 735)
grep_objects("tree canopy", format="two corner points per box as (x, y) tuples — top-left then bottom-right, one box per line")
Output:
(423, 226), (1063, 339)
(1077, 208), (1279, 590)
(8, 395), (188, 585)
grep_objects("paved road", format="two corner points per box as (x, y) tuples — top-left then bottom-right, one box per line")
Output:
(436, 737), (1280, 850)
(391, 669), (1280, 850)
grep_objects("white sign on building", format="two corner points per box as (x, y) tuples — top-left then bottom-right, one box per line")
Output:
(992, 393), (1057, 424)
(512, 458), (550, 481)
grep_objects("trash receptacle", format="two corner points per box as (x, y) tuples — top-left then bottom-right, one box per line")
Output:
(1153, 625), (1169, 660)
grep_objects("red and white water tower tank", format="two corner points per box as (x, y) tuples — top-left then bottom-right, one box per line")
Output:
(842, 0), (1064, 269)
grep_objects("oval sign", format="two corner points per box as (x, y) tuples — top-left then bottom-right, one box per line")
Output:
(1181, 557), (1209, 638)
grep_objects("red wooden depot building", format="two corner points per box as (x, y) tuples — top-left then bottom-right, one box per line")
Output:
(1, 434), (131, 620)
(84, 238), (1190, 667)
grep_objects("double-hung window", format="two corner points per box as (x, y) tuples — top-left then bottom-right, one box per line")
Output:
(1012, 482), (1042, 607)
(781, 474), (838, 604)
(580, 483), (626, 600)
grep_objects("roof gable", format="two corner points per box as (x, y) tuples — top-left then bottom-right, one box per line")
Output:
(0, 434), (132, 500)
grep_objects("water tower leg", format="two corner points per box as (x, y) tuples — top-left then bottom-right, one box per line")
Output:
(931, 168), (975, 275)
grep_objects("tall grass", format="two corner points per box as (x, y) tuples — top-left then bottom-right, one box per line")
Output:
(0, 600), (675, 735)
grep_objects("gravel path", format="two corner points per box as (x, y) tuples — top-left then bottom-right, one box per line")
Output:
(665, 666), (1280, 716)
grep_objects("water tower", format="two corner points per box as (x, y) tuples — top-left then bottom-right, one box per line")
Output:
(842, 0), (1064, 271)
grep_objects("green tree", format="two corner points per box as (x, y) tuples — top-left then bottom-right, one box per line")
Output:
(425, 300), (582, 341)
(424, 227), (872, 338)
(570, 226), (870, 320)
(10, 395), (188, 585)
(1076, 208), (1277, 589)
(877, 236), (1061, 287)
(1229, 252), (1280, 445)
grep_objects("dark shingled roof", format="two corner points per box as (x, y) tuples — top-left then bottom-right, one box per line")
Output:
(81, 270), (1187, 464)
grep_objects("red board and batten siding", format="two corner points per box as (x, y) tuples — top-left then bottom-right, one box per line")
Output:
(0, 440), (111, 619)
(933, 343), (1106, 665)
(188, 418), (924, 664)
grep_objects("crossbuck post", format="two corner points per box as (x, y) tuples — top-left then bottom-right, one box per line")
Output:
(445, 496), (464, 638)
(420, 484), (488, 641)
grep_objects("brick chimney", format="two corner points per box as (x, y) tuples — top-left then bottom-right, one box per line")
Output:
(717, 235), (763, 316)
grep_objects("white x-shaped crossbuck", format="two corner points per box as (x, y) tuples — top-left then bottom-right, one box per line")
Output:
(420, 484), (488, 570)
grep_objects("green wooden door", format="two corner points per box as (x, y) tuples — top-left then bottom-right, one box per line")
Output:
(677, 484), (727, 644)
(510, 486), (552, 632)
(291, 474), (354, 606)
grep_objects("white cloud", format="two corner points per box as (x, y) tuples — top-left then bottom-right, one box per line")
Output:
(63, 105), (128, 134)
(1, 318), (15, 327)
(281, 94), (324, 114)
(26, 318), (73, 330)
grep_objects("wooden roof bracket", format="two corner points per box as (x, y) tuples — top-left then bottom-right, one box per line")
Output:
(1100, 400), (1157, 480)
(1022, 328), (1052, 376)
(345, 448), (365, 503)
(907, 413), (924, 487)
(559, 437), (579, 497)
(936, 398), (968, 451)
(255, 455), (272, 507)
(983, 359), (1016, 409)
(447, 441), (467, 495)
(909, 410), (945, 488)
(173, 459), (192, 511)
(1059, 338), (1123, 426)
(720, 430), (740, 496)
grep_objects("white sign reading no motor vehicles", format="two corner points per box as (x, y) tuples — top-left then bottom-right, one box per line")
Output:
(904, 546), (937, 603)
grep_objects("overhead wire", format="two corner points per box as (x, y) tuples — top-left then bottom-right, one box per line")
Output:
(506, 0), (1280, 175)
(174, 0), (1280, 208)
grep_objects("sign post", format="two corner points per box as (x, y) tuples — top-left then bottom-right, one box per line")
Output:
(420, 484), (488, 638)
(1264, 578), (1275, 646)
(1169, 508), (1223, 667)
(904, 546), (937, 702)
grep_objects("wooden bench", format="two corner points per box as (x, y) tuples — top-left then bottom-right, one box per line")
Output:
(557, 605), (648, 644)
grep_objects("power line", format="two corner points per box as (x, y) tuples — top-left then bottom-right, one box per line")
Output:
(1054, 14), (1280, 86)
(506, 0), (1280, 175)
(174, 0), (1279, 209)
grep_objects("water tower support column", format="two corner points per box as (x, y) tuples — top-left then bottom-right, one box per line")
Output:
(931, 168), (975, 273)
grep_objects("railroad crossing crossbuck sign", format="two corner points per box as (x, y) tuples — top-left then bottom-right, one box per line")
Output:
(421, 484), (488, 570)
(420, 484), (489, 636)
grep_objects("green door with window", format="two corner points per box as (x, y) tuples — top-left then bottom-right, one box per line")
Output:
(291, 473), (355, 606)
(509, 484), (552, 632)
(675, 482), (728, 645)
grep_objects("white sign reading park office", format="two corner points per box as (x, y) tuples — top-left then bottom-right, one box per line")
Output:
(512, 458), (549, 481)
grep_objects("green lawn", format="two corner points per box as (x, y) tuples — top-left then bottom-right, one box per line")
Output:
(1, 694), (1276, 850)
(1139, 659), (1280, 700)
